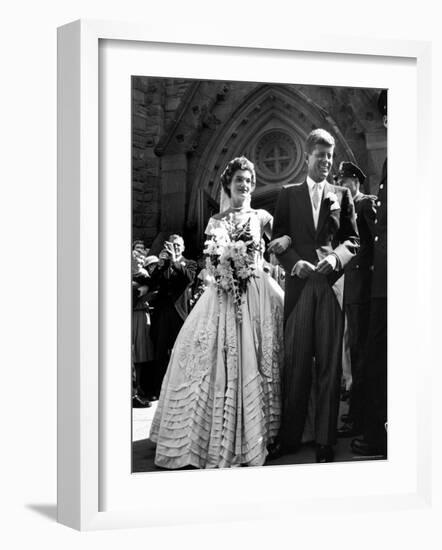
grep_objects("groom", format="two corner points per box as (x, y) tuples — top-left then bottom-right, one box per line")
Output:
(271, 128), (359, 462)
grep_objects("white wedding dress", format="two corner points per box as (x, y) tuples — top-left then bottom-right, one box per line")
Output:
(149, 209), (284, 468)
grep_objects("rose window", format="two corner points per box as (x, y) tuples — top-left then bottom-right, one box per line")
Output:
(255, 131), (298, 180)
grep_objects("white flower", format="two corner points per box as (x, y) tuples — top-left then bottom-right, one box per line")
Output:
(326, 191), (339, 203)
(220, 278), (231, 291)
(233, 240), (247, 255)
(217, 263), (230, 277)
(203, 240), (219, 255)
(220, 249), (232, 262)
(208, 226), (229, 245)
(209, 225), (225, 237)
(237, 266), (252, 279)
(233, 255), (246, 268)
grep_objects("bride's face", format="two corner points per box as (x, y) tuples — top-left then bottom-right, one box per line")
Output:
(228, 169), (255, 206)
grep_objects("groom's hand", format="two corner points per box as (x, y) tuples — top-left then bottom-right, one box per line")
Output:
(292, 260), (316, 279)
(316, 255), (337, 275)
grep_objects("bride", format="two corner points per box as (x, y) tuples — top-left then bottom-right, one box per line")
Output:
(149, 156), (285, 468)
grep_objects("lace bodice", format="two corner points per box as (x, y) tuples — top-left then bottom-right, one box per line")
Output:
(205, 209), (272, 267)
(205, 208), (272, 245)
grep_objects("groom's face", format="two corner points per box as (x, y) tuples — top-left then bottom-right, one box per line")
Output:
(306, 144), (334, 182)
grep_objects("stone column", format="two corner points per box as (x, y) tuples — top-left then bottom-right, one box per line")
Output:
(159, 153), (187, 234)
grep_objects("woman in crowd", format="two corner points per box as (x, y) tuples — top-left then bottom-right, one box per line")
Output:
(149, 157), (285, 468)
(132, 248), (159, 405)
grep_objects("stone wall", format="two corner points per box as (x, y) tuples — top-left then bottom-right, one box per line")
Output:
(132, 76), (192, 247)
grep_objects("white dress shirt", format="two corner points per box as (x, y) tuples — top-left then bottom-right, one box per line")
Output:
(290, 177), (337, 277)
(306, 176), (326, 230)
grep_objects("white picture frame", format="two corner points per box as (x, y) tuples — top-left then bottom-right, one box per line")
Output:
(57, 19), (432, 531)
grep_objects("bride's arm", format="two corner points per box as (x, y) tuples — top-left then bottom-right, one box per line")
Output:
(260, 209), (273, 240)
(268, 235), (292, 254)
(260, 210), (292, 254)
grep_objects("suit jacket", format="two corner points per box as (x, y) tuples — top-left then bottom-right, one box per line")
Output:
(344, 193), (377, 305)
(371, 159), (387, 299)
(273, 180), (359, 320)
(149, 257), (197, 321)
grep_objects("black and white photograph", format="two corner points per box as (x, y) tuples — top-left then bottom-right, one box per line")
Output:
(130, 76), (388, 472)
(4, 0), (439, 542)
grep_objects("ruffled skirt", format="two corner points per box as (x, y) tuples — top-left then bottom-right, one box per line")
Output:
(149, 270), (284, 468)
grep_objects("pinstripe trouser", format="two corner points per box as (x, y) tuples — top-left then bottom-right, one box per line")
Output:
(280, 273), (344, 448)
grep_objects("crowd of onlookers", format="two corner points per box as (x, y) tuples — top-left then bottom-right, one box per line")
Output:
(132, 234), (192, 406)
(131, 233), (285, 407)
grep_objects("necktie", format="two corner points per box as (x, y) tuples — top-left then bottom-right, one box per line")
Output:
(312, 182), (320, 210)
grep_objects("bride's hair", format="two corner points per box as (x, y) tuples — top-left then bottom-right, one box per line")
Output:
(220, 156), (256, 198)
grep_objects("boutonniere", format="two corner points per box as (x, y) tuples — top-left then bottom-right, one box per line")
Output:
(326, 191), (340, 211)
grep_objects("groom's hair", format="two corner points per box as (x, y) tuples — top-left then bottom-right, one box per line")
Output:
(305, 129), (335, 154)
(220, 156), (256, 197)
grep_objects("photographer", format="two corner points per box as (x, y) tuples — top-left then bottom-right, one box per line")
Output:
(149, 234), (197, 396)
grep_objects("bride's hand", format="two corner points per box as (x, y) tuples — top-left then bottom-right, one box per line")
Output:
(267, 235), (291, 254)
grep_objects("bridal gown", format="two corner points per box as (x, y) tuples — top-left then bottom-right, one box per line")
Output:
(149, 209), (284, 468)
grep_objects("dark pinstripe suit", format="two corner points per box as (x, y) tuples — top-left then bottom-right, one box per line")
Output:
(273, 181), (359, 448)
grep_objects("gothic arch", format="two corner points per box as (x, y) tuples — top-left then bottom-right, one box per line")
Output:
(187, 83), (357, 223)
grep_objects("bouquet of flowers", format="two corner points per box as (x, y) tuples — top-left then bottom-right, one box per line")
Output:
(203, 214), (261, 321)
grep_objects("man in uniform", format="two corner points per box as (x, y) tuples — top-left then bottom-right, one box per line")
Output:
(336, 161), (376, 438)
(351, 90), (388, 457)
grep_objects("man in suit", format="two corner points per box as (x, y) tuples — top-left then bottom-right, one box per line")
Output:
(335, 161), (376, 437)
(351, 90), (388, 457)
(271, 128), (359, 462)
(149, 234), (197, 397)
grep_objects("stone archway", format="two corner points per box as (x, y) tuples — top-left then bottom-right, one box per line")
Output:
(187, 84), (358, 241)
